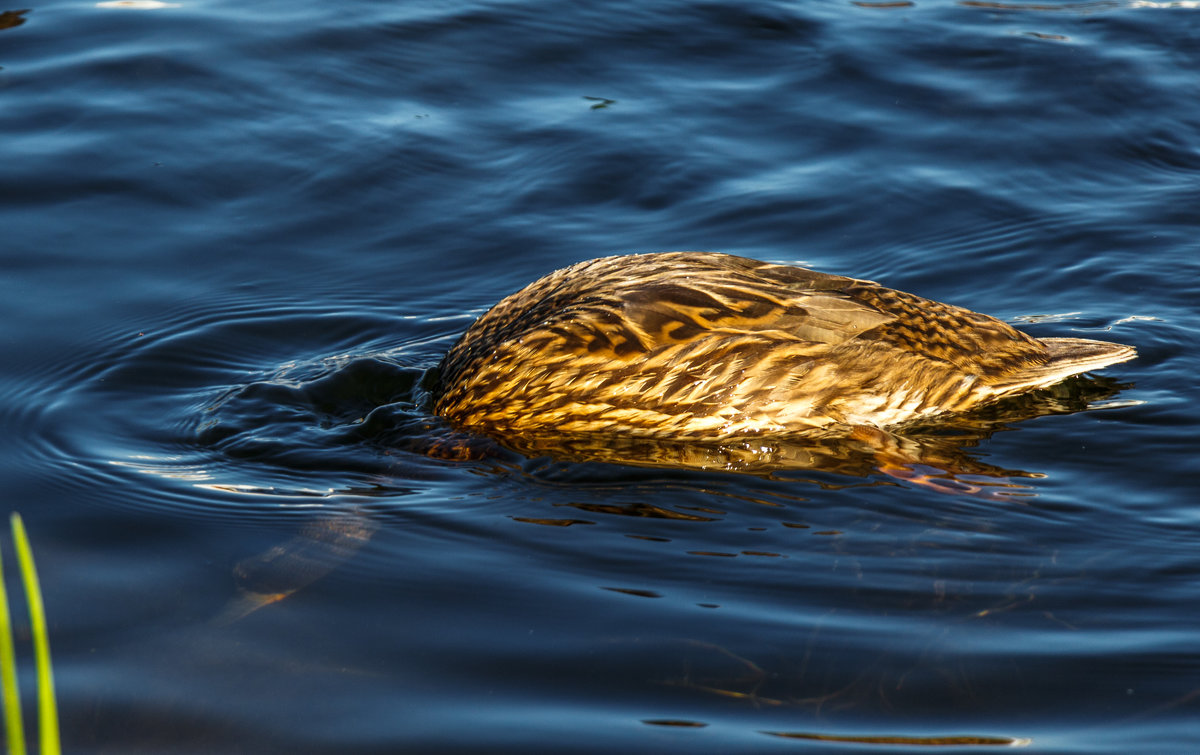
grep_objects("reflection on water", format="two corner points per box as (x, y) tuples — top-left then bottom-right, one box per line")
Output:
(215, 510), (379, 624)
(487, 375), (1132, 488)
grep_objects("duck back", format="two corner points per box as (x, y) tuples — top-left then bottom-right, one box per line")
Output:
(433, 252), (1135, 439)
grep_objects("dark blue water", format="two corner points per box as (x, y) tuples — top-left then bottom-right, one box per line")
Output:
(2, 0), (1198, 751)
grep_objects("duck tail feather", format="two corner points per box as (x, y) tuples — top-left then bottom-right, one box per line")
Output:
(989, 337), (1136, 393)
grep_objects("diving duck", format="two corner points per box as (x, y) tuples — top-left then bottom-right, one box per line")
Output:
(433, 252), (1135, 439)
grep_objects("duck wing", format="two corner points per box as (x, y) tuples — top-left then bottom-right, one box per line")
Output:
(613, 254), (1046, 380)
(726, 260), (1136, 395)
(837, 280), (1048, 377)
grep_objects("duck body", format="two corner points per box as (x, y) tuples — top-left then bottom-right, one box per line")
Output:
(432, 252), (1135, 439)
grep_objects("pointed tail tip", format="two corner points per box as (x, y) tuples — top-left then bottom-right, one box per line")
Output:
(1042, 336), (1137, 374)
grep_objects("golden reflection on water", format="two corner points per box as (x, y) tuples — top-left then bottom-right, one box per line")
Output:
(492, 375), (1130, 499)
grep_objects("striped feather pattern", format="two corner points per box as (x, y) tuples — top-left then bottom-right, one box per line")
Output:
(433, 252), (1135, 439)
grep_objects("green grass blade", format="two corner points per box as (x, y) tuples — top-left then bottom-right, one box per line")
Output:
(0, 525), (25, 755)
(10, 514), (59, 755)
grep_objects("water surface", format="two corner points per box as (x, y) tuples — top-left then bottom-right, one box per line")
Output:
(2, 0), (1198, 752)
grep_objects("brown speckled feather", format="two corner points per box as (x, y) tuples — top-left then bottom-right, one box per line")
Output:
(433, 252), (1135, 439)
